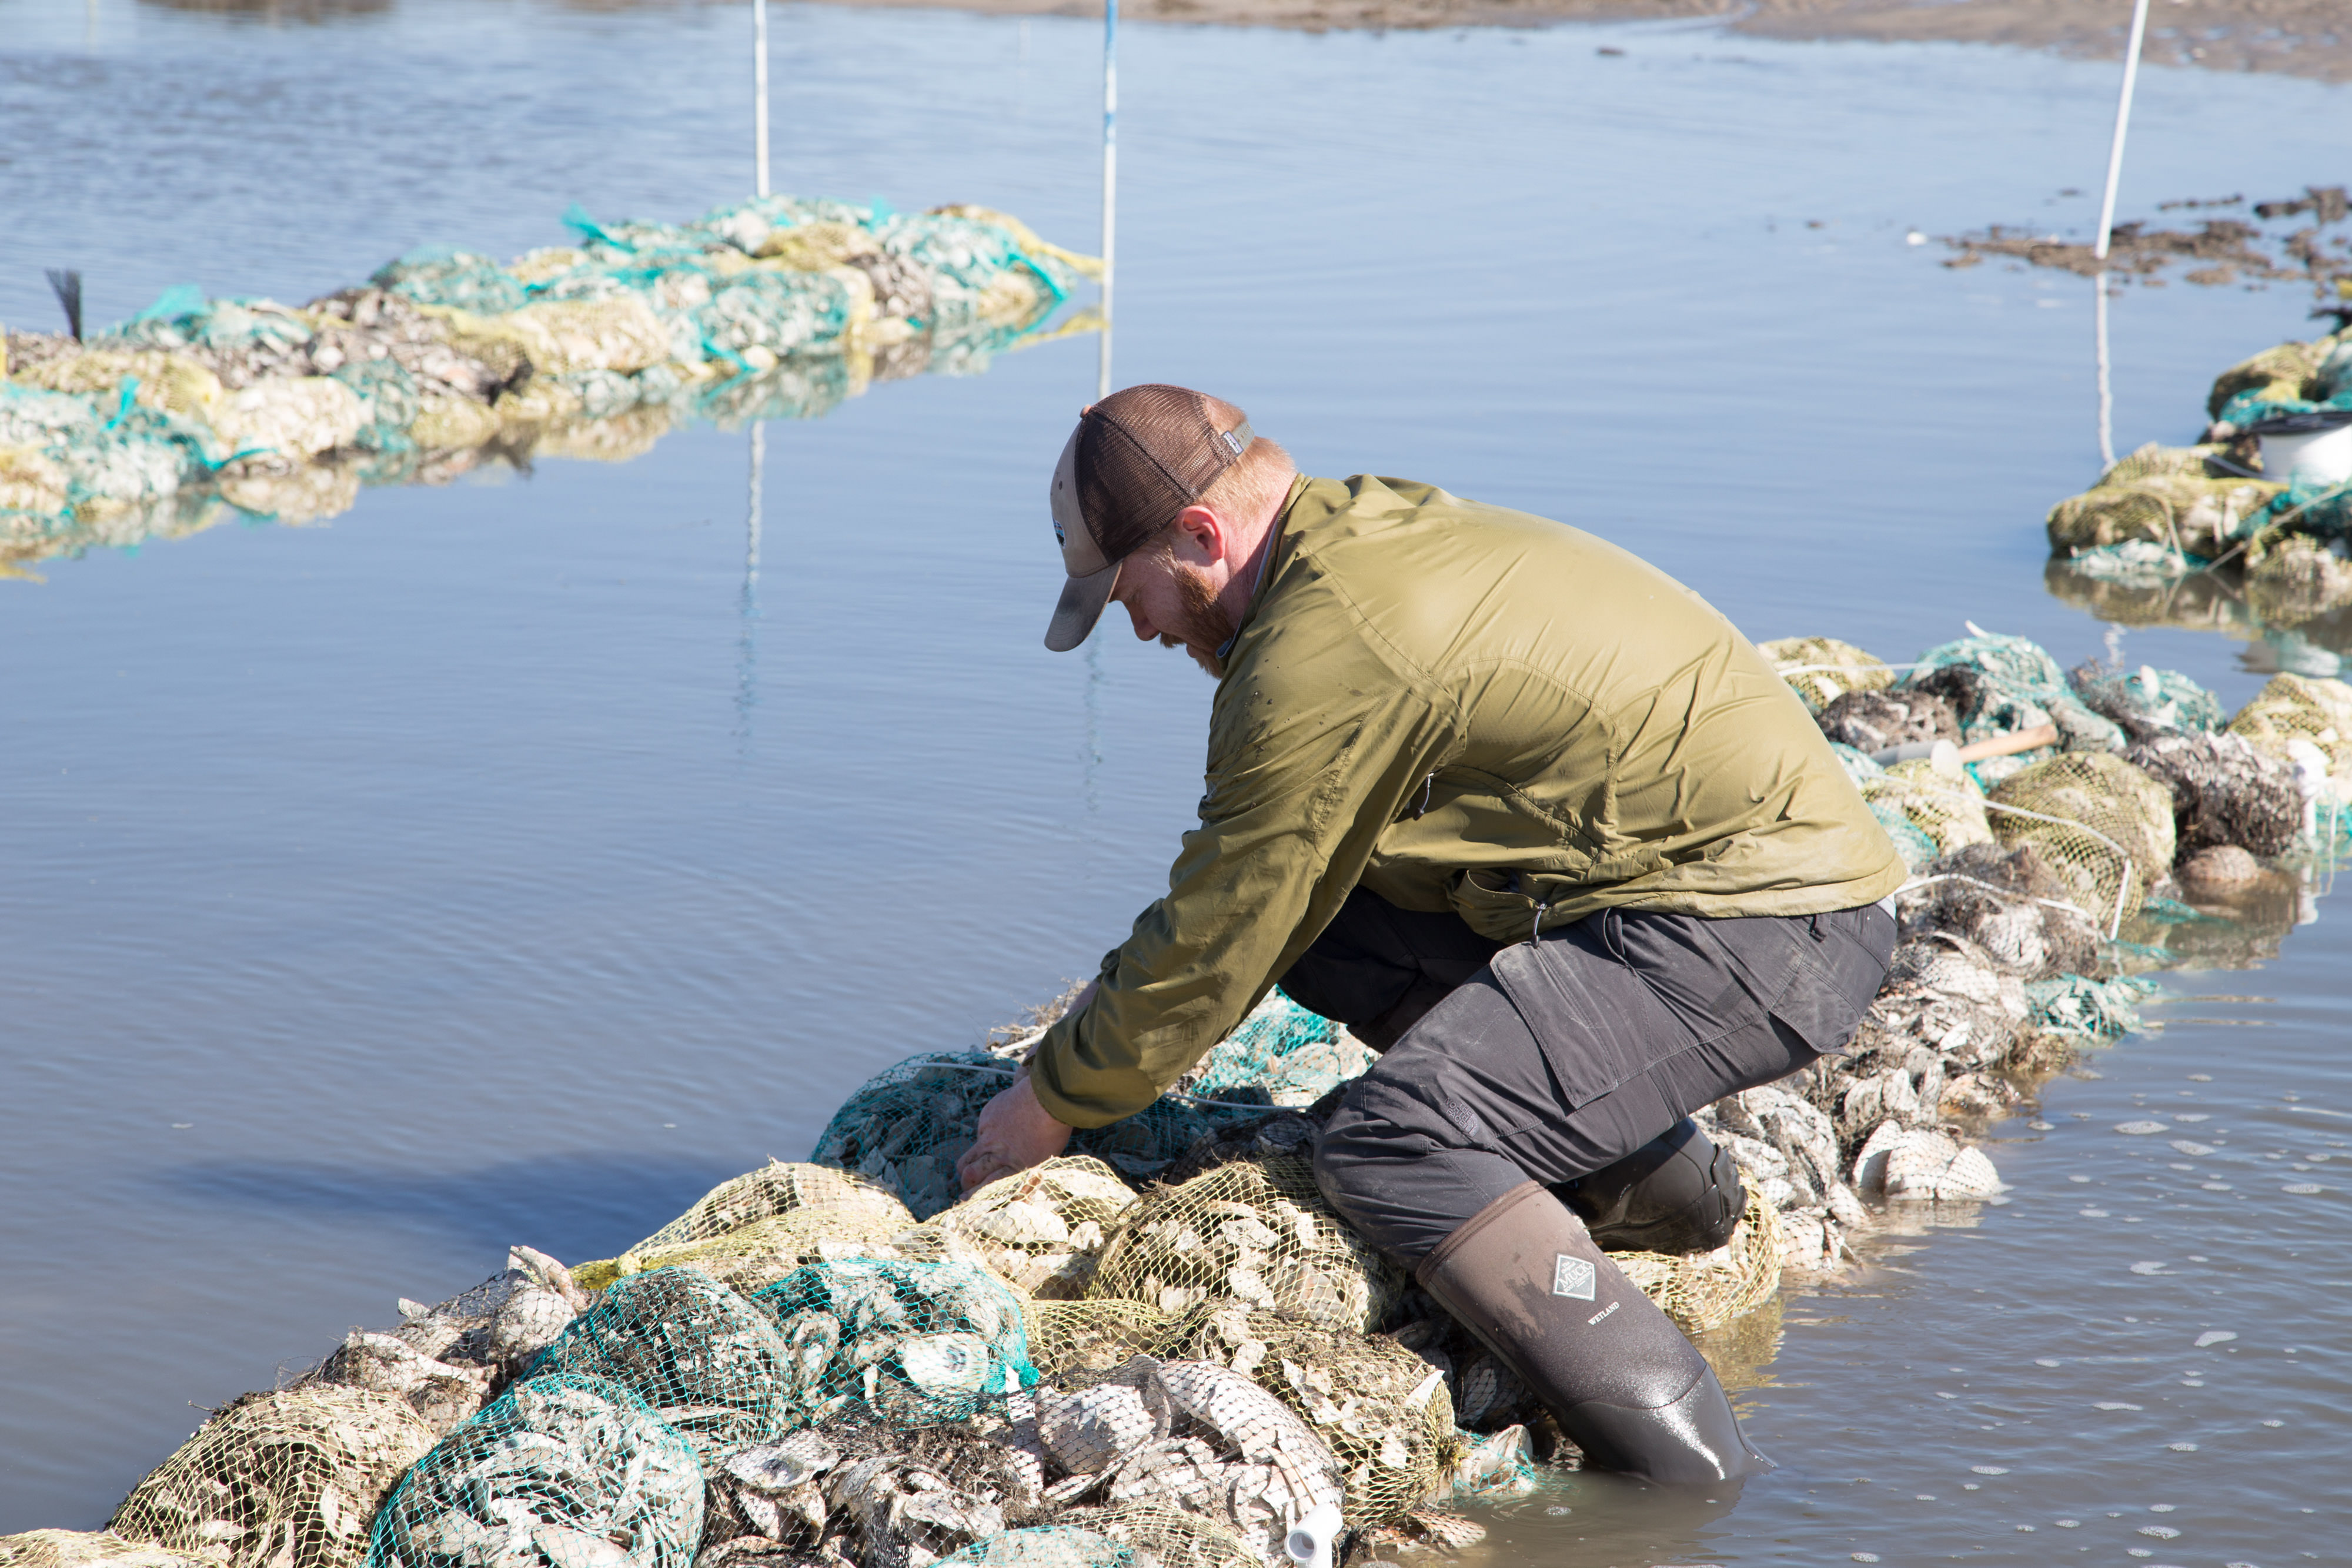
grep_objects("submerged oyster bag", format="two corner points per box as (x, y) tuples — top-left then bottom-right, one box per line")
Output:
(526, 1267), (799, 1461)
(1085, 1156), (1404, 1333)
(367, 1374), (703, 1568)
(751, 1257), (1038, 1429)
(108, 1388), (435, 1568)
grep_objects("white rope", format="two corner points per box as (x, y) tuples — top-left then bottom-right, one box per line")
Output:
(1897, 871), (2095, 923)
(1882, 779), (2137, 938)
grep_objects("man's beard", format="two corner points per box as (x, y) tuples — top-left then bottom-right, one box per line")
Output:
(1156, 562), (1236, 678)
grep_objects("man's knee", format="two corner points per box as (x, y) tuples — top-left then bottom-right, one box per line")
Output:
(1311, 1073), (1523, 1267)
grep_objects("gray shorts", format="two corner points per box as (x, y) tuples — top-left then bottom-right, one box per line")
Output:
(1297, 892), (1896, 1265)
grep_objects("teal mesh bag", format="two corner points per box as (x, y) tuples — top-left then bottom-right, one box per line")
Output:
(370, 248), (530, 315)
(2024, 974), (2163, 1039)
(750, 1257), (1037, 1428)
(526, 1267), (798, 1463)
(366, 1373), (703, 1568)
(1180, 991), (1369, 1108)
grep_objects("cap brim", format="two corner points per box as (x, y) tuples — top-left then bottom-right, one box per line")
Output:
(1044, 561), (1120, 652)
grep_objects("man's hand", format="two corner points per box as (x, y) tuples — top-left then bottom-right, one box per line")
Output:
(956, 1073), (1074, 1194)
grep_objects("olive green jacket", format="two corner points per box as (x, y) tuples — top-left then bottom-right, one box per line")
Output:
(1030, 474), (1906, 1128)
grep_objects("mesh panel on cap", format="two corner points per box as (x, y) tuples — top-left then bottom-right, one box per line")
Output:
(1075, 386), (1247, 564)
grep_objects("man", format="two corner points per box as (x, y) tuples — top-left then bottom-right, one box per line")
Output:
(957, 385), (1903, 1485)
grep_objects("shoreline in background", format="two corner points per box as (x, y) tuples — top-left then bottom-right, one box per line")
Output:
(795, 0), (2352, 83)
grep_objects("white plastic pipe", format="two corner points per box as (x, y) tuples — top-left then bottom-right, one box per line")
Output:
(753, 0), (772, 199)
(1284, 1503), (1343, 1568)
(1097, 0), (1117, 400)
(2092, 0), (2152, 261)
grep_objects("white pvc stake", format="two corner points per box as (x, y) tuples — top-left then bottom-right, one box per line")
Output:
(753, 0), (772, 199)
(2092, 0), (2152, 261)
(1097, 0), (1117, 401)
(2095, 270), (2116, 469)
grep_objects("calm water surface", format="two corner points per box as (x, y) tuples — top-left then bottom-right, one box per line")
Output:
(2, 2), (2347, 1560)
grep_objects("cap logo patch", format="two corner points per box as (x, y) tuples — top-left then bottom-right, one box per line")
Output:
(1552, 1254), (1596, 1302)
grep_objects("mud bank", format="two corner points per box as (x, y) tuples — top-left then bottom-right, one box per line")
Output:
(803, 0), (2352, 84)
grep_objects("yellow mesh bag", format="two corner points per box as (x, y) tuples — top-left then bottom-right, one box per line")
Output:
(1025, 1299), (1172, 1382)
(1862, 758), (1995, 858)
(1051, 1503), (1261, 1568)
(1606, 1189), (1783, 1335)
(2228, 672), (2352, 785)
(574, 1161), (916, 1292)
(915, 1157), (1140, 1300)
(1155, 1308), (1463, 1526)
(1755, 636), (1890, 711)
(2206, 335), (2338, 420)
(1986, 752), (2179, 928)
(0, 1535), (209, 1568)
(2044, 451), (2281, 559)
(1085, 1156), (1404, 1333)
(107, 1388), (435, 1568)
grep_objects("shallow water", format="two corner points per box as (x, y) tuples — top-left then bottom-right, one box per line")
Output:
(2, 0), (2348, 1557)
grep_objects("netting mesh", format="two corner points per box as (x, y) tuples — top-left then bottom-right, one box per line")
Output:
(2126, 732), (2306, 859)
(1815, 687), (1957, 755)
(2206, 334), (2341, 423)
(1902, 627), (2124, 763)
(1177, 994), (1373, 1108)
(1895, 842), (2100, 981)
(2045, 443), (2280, 559)
(2024, 974), (2164, 1039)
(934, 1526), (1131, 1568)
(1605, 1189), (1785, 1334)
(365, 1374), (703, 1568)
(1047, 1505), (1261, 1568)
(750, 1258), (1038, 1429)
(2, 195), (1093, 576)
(573, 1163), (917, 1293)
(1986, 752), (2177, 926)
(2069, 661), (2226, 742)
(1755, 636), (1889, 711)
(1033, 1359), (1343, 1562)
(104, 1389), (435, 1568)
(1152, 1309), (1460, 1526)
(1026, 1301), (1173, 1384)
(526, 1268), (799, 1462)
(811, 992), (1359, 1219)
(914, 1158), (1140, 1301)
(2227, 673), (2352, 803)
(0, 1534), (209, 1568)
(1859, 758), (1995, 866)
(1084, 1156), (1404, 1333)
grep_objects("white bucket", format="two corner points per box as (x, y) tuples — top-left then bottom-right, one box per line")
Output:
(2257, 419), (2352, 486)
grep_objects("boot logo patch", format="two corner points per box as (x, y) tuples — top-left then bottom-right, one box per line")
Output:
(1551, 1254), (1596, 1301)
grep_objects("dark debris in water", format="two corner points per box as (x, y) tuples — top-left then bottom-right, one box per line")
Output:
(1939, 185), (2352, 296)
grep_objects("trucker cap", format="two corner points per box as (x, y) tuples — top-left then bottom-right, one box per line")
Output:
(1044, 384), (1256, 652)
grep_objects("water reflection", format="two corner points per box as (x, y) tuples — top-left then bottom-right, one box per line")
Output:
(2043, 555), (2351, 678)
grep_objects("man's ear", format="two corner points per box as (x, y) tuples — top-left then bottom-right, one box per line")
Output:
(1174, 504), (1225, 563)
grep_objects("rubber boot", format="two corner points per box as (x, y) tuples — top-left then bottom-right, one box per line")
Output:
(1415, 1181), (1771, 1485)
(1555, 1118), (1745, 1256)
